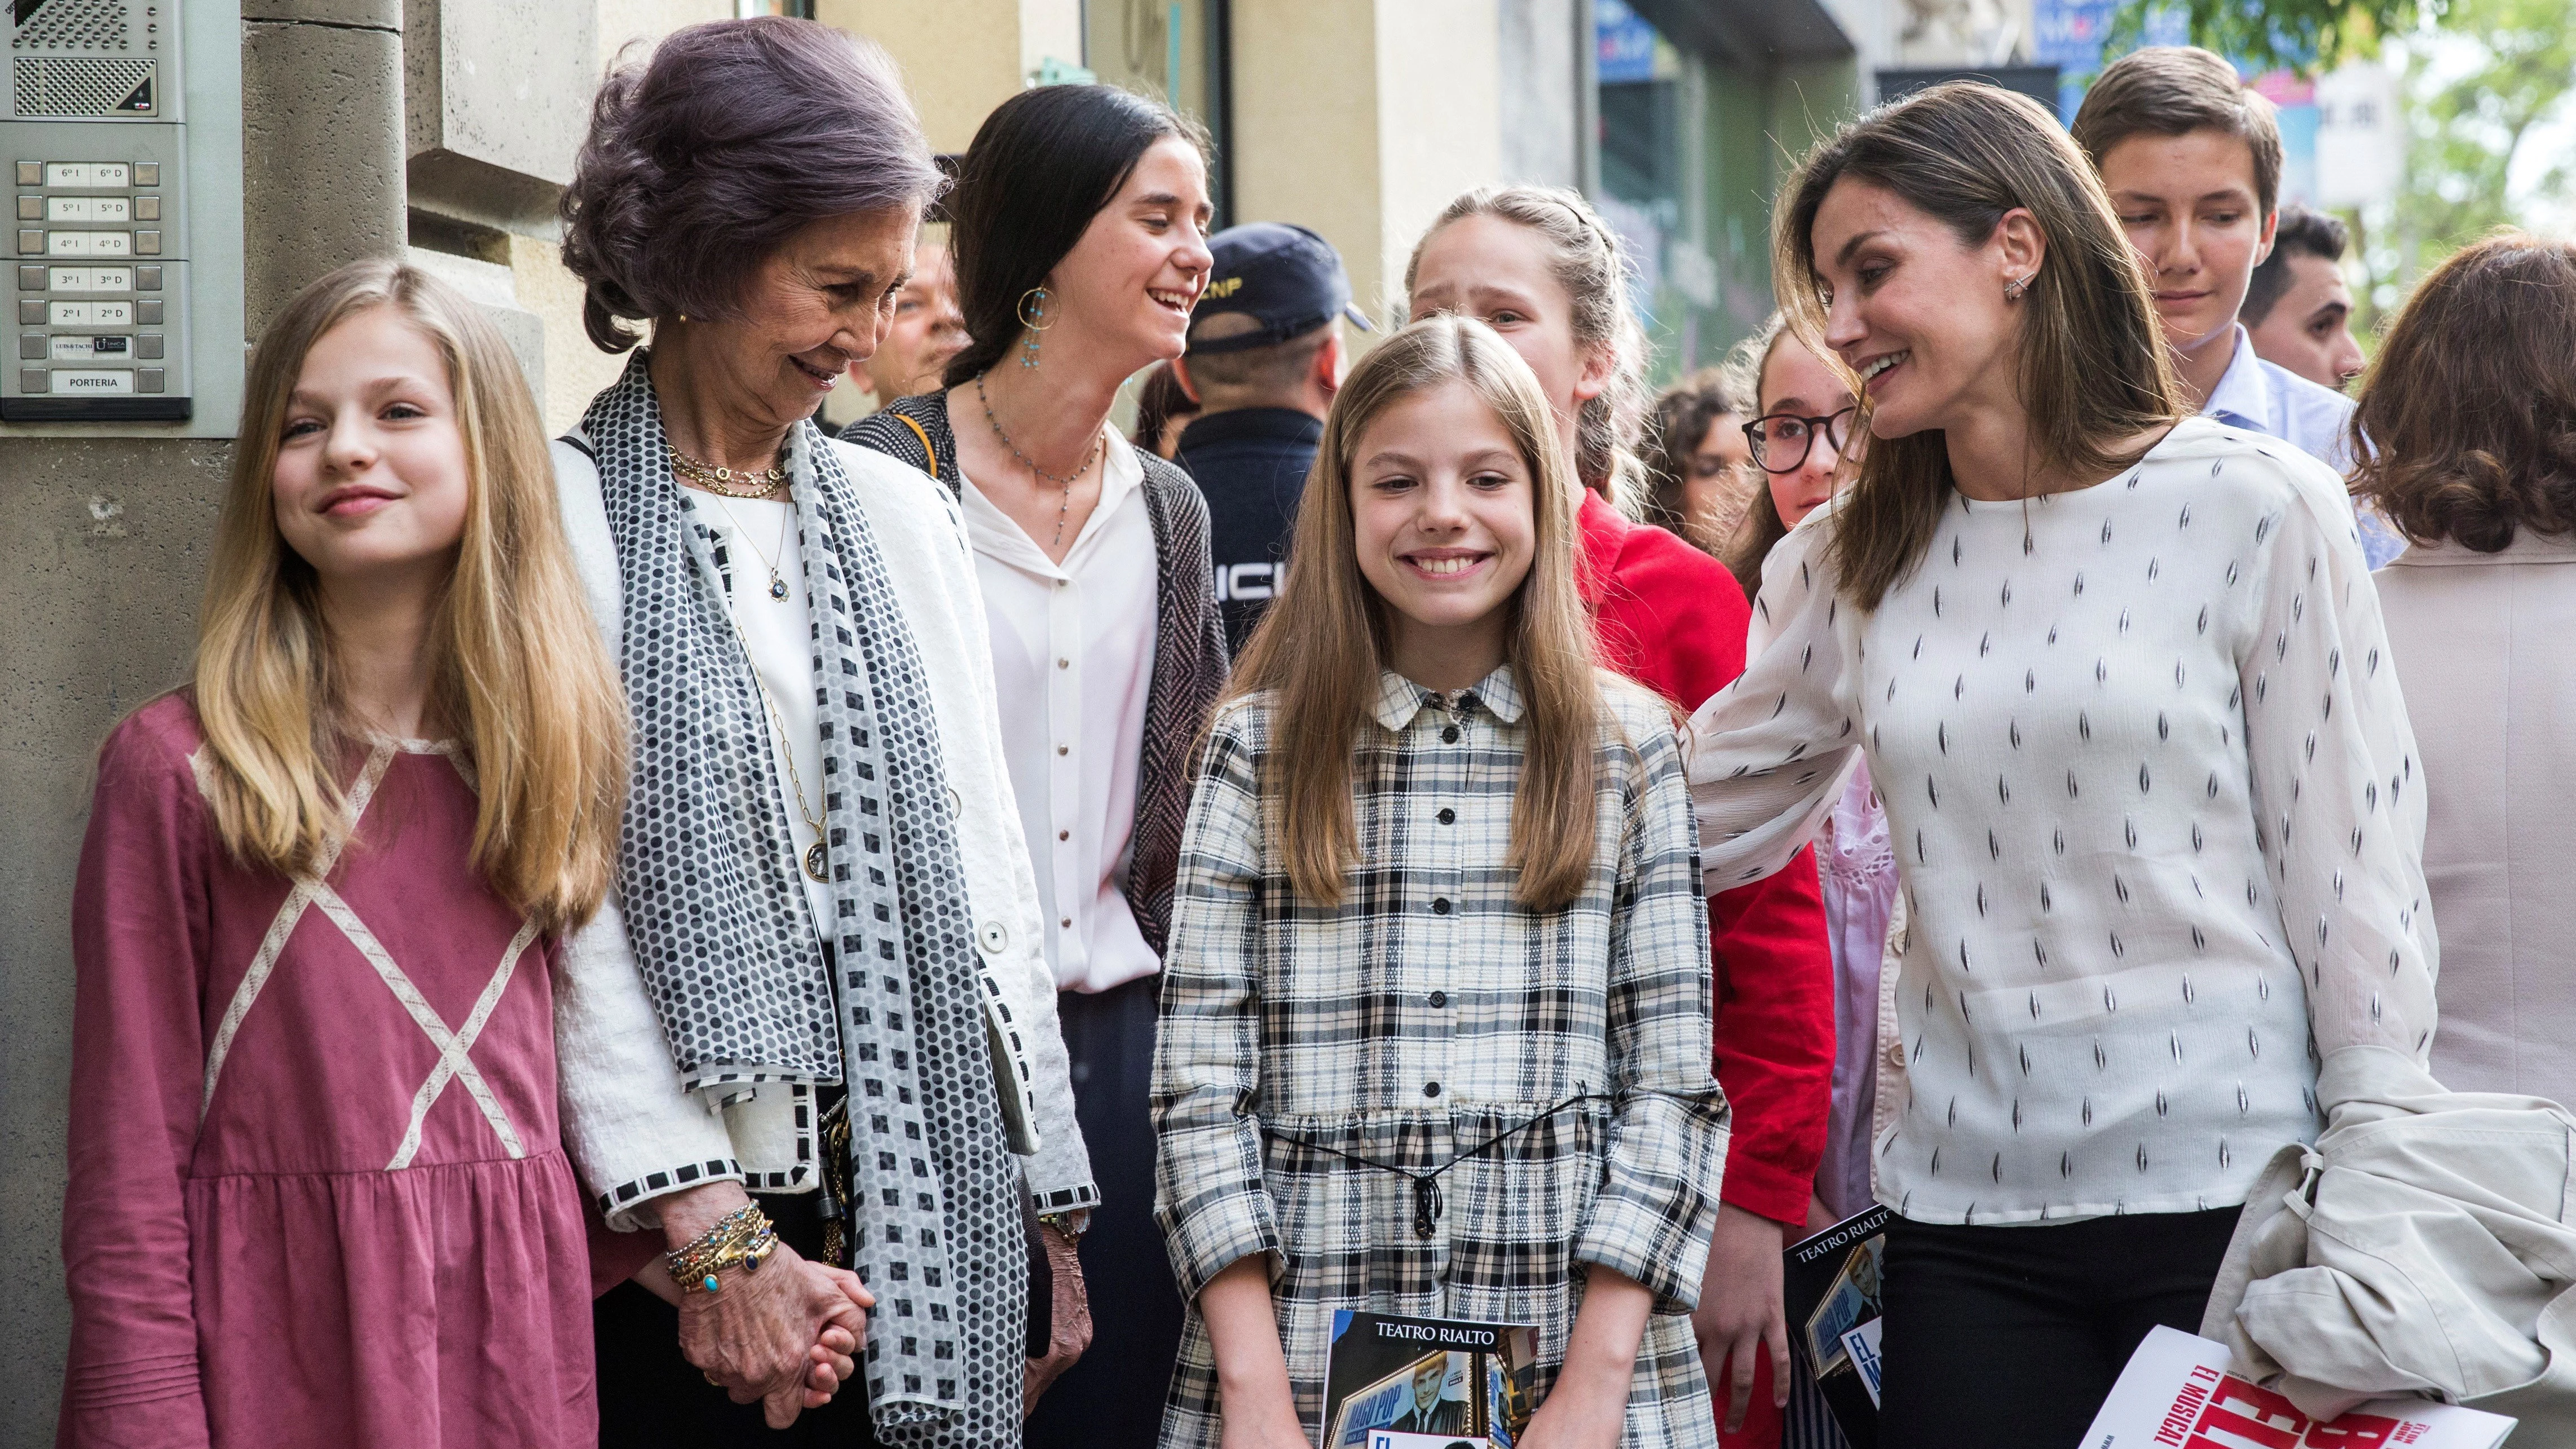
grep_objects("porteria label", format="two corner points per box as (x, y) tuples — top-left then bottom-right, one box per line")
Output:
(52, 370), (134, 394)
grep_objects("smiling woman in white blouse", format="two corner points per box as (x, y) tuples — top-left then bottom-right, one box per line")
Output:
(845, 82), (1232, 1449)
(1686, 82), (2433, 1449)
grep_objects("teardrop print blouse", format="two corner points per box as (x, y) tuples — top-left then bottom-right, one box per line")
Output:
(1686, 417), (2437, 1225)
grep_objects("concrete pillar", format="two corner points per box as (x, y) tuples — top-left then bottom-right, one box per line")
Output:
(0, 3), (407, 1439)
(1499, 0), (1589, 191)
(406, 0), (608, 431)
(1230, 0), (1508, 338)
(821, 0), (1084, 153)
(242, 0), (411, 332)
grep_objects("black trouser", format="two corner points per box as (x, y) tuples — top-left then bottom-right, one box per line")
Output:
(1022, 974), (1185, 1449)
(1876, 1205), (2240, 1449)
(594, 1180), (880, 1448)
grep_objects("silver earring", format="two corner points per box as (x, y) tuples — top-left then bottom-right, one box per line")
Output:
(2002, 276), (2028, 302)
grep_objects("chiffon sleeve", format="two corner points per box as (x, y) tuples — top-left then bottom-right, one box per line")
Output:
(1686, 517), (1865, 895)
(2235, 461), (2437, 1059)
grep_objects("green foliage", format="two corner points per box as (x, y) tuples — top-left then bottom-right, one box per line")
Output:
(2107, 0), (2440, 73)
(2389, 0), (2575, 267)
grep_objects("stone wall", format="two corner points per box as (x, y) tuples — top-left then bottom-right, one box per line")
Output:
(0, 2), (407, 1438)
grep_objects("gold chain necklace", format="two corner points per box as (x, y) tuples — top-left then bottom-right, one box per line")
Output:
(720, 604), (829, 882)
(668, 440), (789, 499)
(976, 375), (1103, 550)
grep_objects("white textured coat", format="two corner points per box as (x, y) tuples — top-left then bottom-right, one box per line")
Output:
(550, 434), (1096, 1230)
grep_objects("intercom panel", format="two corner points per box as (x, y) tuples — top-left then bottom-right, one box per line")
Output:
(6, 0), (235, 430)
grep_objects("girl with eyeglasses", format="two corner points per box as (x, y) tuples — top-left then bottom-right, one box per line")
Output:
(1722, 319), (1889, 1449)
(1722, 321), (1859, 606)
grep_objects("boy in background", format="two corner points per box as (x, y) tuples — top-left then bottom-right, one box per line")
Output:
(2075, 48), (2399, 564)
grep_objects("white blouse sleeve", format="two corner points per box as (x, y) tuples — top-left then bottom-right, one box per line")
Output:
(1684, 518), (1864, 895)
(2237, 467), (2438, 1060)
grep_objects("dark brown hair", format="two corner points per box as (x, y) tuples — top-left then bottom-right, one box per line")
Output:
(1641, 367), (1745, 542)
(2242, 205), (2349, 326)
(2350, 232), (2576, 551)
(942, 85), (1208, 388)
(558, 17), (943, 353)
(1774, 81), (2181, 609)
(1132, 360), (1198, 454)
(2071, 46), (2284, 217)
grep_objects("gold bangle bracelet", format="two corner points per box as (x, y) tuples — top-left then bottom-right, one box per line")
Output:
(667, 1204), (780, 1293)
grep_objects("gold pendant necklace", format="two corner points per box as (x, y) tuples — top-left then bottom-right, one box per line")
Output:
(976, 375), (1103, 551)
(719, 607), (830, 882)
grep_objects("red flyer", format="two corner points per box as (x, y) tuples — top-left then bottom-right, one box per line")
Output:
(2083, 1327), (2515, 1449)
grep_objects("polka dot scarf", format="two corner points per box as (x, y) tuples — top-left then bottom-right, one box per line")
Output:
(585, 353), (1017, 1441)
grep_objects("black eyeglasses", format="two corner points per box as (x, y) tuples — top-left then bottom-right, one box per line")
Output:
(1741, 405), (1858, 474)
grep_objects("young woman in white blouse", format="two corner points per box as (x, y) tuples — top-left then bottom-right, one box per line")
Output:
(1686, 82), (2433, 1448)
(846, 82), (1231, 1449)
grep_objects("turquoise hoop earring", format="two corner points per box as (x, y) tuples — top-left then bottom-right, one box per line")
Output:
(1017, 286), (1051, 368)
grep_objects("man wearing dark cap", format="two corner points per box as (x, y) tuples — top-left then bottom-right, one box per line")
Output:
(1172, 222), (1370, 651)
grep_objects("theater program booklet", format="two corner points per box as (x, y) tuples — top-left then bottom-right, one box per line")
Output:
(1782, 1204), (1891, 1448)
(2081, 1326), (2516, 1448)
(1321, 1310), (1538, 1448)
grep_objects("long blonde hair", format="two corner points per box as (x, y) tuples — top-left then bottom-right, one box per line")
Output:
(191, 259), (626, 931)
(1405, 185), (1655, 517)
(1226, 315), (1603, 912)
(1771, 82), (2181, 609)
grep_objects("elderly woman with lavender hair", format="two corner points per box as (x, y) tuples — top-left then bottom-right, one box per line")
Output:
(546, 17), (1095, 1446)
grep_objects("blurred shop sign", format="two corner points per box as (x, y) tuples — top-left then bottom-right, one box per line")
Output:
(1597, 0), (1661, 83)
(2249, 68), (2319, 207)
(2314, 61), (2400, 208)
(2030, 0), (2188, 121)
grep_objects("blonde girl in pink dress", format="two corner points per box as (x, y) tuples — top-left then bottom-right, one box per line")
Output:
(55, 260), (848, 1447)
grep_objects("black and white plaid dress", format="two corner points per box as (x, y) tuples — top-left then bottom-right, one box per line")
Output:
(1153, 667), (1730, 1448)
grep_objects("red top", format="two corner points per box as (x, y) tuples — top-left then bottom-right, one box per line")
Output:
(1580, 490), (1835, 1224)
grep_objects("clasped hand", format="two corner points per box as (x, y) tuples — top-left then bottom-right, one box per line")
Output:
(656, 1186), (875, 1429)
(676, 1236), (874, 1428)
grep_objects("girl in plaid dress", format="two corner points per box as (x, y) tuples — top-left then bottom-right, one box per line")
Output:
(1153, 315), (1732, 1449)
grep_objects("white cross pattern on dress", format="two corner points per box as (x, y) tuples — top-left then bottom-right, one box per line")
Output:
(193, 738), (533, 1169)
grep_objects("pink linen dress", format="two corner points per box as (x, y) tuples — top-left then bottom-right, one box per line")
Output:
(59, 695), (596, 1448)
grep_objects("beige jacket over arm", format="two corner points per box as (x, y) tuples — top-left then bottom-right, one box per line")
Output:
(2376, 531), (2576, 1105)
